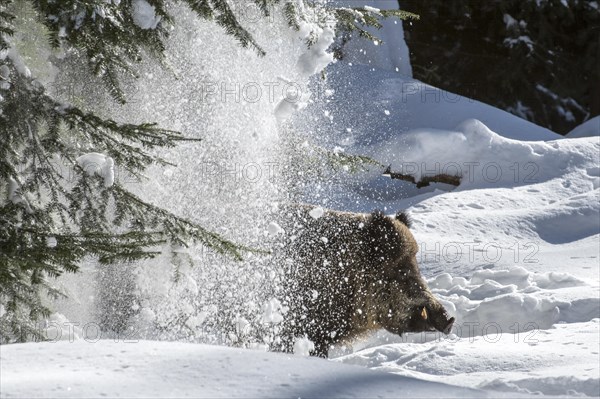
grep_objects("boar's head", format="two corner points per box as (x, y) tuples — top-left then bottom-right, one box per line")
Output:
(366, 211), (455, 336)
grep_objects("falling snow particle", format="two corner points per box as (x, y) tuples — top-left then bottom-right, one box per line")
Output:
(293, 336), (315, 356)
(267, 222), (284, 236)
(309, 207), (325, 219)
(46, 237), (57, 248)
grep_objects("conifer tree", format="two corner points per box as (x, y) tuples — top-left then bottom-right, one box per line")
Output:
(0, 0), (275, 343)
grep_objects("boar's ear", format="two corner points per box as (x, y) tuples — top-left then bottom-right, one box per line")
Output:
(371, 210), (387, 222)
(395, 211), (412, 228)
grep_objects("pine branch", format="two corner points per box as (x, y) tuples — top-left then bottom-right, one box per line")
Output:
(210, 0), (266, 56)
(111, 185), (265, 261)
(331, 6), (419, 44)
(283, 1), (300, 31)
(0, 49), (242, 342)
(62, 106), (199, 173)
(289, 139), (383, 177)
(0, 0), (15, 51)
(29, 0), (170, 104)
(383, 166), (462, 188)
(253, 0), (282, 17)
(184, 0), (214, 19)
(318, 147), (383, 173)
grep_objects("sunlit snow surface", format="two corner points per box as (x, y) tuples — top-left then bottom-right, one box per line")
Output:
(0, 341), (496, 398)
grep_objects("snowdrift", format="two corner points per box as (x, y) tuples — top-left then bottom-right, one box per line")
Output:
(567, 116), (600, 139)
(313, 63), (560, 144)
(0, 340), (489, 398)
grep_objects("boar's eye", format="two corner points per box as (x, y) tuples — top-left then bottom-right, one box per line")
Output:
(420, 306), (428, 320)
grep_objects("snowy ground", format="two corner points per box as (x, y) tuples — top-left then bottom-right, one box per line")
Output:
(0, 340), (501, 398)
(2, 6), (599, 398)
(338, 321), (599, 397)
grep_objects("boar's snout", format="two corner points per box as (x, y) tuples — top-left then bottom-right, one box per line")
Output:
(440, 316), (455, 334)
(428, 307), (455, 335)
(414, 305), (455, 335)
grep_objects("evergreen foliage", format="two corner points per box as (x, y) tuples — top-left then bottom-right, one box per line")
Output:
(401, 0), (599, 134)
(0, 46), (250, 341)
(316, 146), (383, 174)
(30, 0), (283, 103)
(332, 5), (419, 43)
(0, 0), (270, 343)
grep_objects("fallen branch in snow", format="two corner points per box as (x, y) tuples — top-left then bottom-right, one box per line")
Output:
(383, 165), (461, 188)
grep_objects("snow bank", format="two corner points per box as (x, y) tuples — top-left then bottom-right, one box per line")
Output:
(332, 0), (413, 76)
(337, 320), (600, 397)
(311, 63), (559, 143)
(368, 118), (593, 188)
(566, 116), (600, 138)
(333, 118), (599, 231)
(0, 340), (491, 398)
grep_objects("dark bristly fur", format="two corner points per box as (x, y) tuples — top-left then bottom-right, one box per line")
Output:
(279, 204), (454, 357)
(395, 211), (412, 228)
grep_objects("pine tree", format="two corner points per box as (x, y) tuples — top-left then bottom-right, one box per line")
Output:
(0, 0), (279, 343)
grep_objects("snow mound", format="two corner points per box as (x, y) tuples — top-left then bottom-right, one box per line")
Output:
(369, 118), (597, 189)
(337, 321), (600, 397)
(1, 341), (495, 398)
(566, 116), (600, 138)
(314, 63), (559, 146)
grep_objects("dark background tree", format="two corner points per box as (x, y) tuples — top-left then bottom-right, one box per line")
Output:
(400, 0), (600, 135)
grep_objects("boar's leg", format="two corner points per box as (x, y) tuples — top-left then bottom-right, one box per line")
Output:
(310, 337), (330, 358)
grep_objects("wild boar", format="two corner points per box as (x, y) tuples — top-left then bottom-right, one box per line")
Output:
(279, 205), (455, 357)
